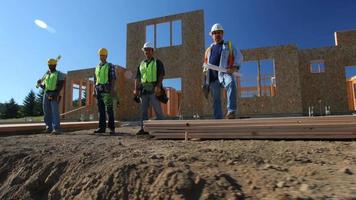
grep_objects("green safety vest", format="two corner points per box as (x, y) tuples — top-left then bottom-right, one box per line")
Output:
(44, 71), (59, 92)
(95, 63), (109, 85)
(140, 59), (157, 83)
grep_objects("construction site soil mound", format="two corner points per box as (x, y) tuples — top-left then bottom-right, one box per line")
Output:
(0, 126), (355, 200)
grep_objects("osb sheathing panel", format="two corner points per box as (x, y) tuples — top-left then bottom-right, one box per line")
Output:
(335, 30), (356, 47)
(126, 10), (205, 118)
(299, 46), (356, 114)
(239, 45), (303, 116)
(117, 70), (135, 120)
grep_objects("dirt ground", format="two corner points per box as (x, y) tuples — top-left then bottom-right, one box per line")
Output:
(0, 124), (355, 200)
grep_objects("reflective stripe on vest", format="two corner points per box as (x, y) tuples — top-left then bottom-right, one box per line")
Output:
(44, 71), (59, 92)
(140, 59), (157, 83)
(227, 41), (234, 66)
(95, 63), (109, 85)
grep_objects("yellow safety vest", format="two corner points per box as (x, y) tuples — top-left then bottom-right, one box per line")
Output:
(140, 59), (157, 83)
(44, 71), (59, 91)
(95, 63), (109, 85)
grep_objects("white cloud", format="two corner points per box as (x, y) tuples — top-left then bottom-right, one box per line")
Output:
(34, 19), (47, 29)
(34, 19), (56, 33)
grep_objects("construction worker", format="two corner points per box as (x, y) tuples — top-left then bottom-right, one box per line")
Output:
(37, 58), (65, 134)
(93, 48), (116, 134)
(134, 42), (165, 135)
(203, 23), (241, 119)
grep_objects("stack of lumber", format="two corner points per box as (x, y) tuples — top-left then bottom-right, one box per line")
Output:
(144, 115), (356, 140)
(0, 121), (120, 135)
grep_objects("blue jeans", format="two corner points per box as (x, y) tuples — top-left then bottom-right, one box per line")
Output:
(141, 93), (163, 121)
(43, 93), (60, 131)
(210, 79), (237, 119)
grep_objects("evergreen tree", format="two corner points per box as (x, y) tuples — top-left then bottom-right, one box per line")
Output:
(0, 103), (5, 119)
(34, 90), (44, 116)
(81, 90), (87, 106)
(22, 90), (36, 116)
(4, 98), (20, 119)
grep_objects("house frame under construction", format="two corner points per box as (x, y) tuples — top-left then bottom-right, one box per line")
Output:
(60, 10), (356, 121)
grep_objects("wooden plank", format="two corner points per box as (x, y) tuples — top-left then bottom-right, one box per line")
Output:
(144, 115), (356, 124)
(151, 131), (356, 137)
(146, 123), (356, 133)
(145, 120), (356, 129)
(0, 121), (120, 135)
(144, 118), (356, 128)
(145, 116), (356, 140)
(155, 134), (356, 140)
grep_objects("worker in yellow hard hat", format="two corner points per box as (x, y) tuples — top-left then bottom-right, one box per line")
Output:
(93, 48), (116, 134)
(36, 56), (65, 134)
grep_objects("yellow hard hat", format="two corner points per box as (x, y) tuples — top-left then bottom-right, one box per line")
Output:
(48, 58), (57, 65)
(98, 48), (108, 56)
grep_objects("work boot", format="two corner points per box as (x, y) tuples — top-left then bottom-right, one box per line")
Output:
(51, 129), (61, 135)
(225, 111), (236, 119)
(109, 128), (115, 135)
(94, 128), (105, 134)
(136, 128), (149, 135)
(44, 128), (53, 133)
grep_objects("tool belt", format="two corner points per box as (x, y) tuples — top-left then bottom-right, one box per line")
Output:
(141, 82), (155, 94)
(95, 84), (110, 93)
(136, 83), (169, 104)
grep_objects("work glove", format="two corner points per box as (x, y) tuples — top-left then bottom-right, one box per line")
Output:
(226, 66), (236, 74)
(203, 65), (208, 73)
(133, 96), (141, 104)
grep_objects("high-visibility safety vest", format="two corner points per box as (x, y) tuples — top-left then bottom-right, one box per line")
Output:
(95, 63), (109, 85)
(140, 59), (157, 83)
(204, 41), (234, 66)
(44, 71), (59, 92)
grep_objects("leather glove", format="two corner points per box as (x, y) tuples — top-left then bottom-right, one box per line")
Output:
(227, 66), (236, 74)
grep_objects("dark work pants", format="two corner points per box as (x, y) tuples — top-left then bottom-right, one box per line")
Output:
(96, 92), (115, 130)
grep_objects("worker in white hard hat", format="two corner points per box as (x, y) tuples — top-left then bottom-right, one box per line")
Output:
(36, 57), (65, 134)
(93, 48), (117, 134)
(134, 42), (165, 135)
(203, 23), (242, 119)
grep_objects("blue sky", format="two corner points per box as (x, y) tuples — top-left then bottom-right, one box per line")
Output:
(1, 0), (356, 104)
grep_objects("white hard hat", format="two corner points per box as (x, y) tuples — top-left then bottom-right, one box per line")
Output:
(142, 42), (154, 51)
(210, 23), (224, 35)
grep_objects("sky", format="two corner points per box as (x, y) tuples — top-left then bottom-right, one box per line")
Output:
(1, 0), (356, 104)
